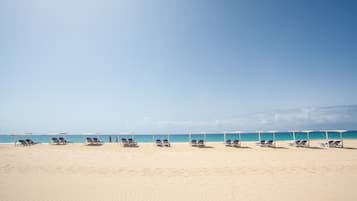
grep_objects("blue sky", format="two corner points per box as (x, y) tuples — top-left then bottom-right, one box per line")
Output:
(0, 0), (357, 133)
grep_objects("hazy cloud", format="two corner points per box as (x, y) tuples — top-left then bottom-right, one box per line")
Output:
(153, 105), (357, 133)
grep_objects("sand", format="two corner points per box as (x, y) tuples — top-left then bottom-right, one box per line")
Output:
(0, 140), (357, 201)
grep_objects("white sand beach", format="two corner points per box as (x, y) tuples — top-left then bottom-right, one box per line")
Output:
(1, 140), (357, 201)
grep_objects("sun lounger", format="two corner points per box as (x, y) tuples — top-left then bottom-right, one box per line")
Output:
(232, 140), (241, 147)
(85, 137), (95, 145)
(51, 137), (60, 145)
(93, 137), (104, 145)
(58, 137), (67, 145)
(16, 139), (28, 146)
(334, 140), (343, 148)
(296, 140), (309, 147)
(197, 139), (205, 147)
(155, 139), (163, 147)
(163, 139), (171, 147)
(191, 139), (198, 147)
(225, 139), (232, 146)
(265, 140), (275, 147)
(121, 138), (129, 147)
(321, 140), (343, 148)
(25, 139), (38, 145)
(128, 138), (138, 147)
(289, 140), (301, 146)
(256, 140), (266, 146)
(330, 140), (343, 148)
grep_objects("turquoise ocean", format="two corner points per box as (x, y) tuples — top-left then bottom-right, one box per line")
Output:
(1, 131), (357, 144)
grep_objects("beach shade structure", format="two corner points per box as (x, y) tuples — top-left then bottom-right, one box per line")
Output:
(49, 132), (68, 145)
(320, 130), (346, 148)
(152, 134), (171, 147)
(224, 131), (242, 147)
(297, 130), (312, 148)
(119, 132), (138, 147)
(259, 131), (276, 147)
(14, 132), (33, 146)
(256, 131), (275, 147)
(82, 132), (104, 146)
(189, 132), (206, 147)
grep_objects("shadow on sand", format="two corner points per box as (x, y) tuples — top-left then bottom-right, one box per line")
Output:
(196, 145), (215, 149)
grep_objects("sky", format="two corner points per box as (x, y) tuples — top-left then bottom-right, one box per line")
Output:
(0, 0), (357, 133)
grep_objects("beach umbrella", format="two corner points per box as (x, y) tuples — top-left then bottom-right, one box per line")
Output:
(238, 131), (241, 141)
(203, 131), (206, 142)
(223, 131), (226, 143)
(189, 131), (192, 143)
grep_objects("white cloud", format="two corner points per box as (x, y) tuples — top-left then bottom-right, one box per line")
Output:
(151, 105), (357, 133)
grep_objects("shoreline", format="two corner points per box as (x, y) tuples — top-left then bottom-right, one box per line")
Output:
(3, 139), (356, 146)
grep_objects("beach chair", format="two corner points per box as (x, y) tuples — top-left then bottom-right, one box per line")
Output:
(191, 139), (198, 147)
(121, 138), (129, 147)
(297, 140), (309, 147)
(225, 139), (232, 146)
(197, 139), (205, 147)
(163, 139), (171, 147)
(16, 139), (28, 146)
(232, 140), (241, 147)
(93, 137), (104, 145)
(155, 139), (163, 147)
(25, 139), (38, 145)
(85, 137), (94, 145)
(128, 138), (138, 147)
(265, 140), (275, 147)
(51, 137), (60, 145)
(58, 137), (67, 145)
(289, 140), (301, 146)
(256, 140), (266, 147)
(329, 140), (343, 148)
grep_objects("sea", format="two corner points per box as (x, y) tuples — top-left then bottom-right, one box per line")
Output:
(1, 131), (357, 144)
